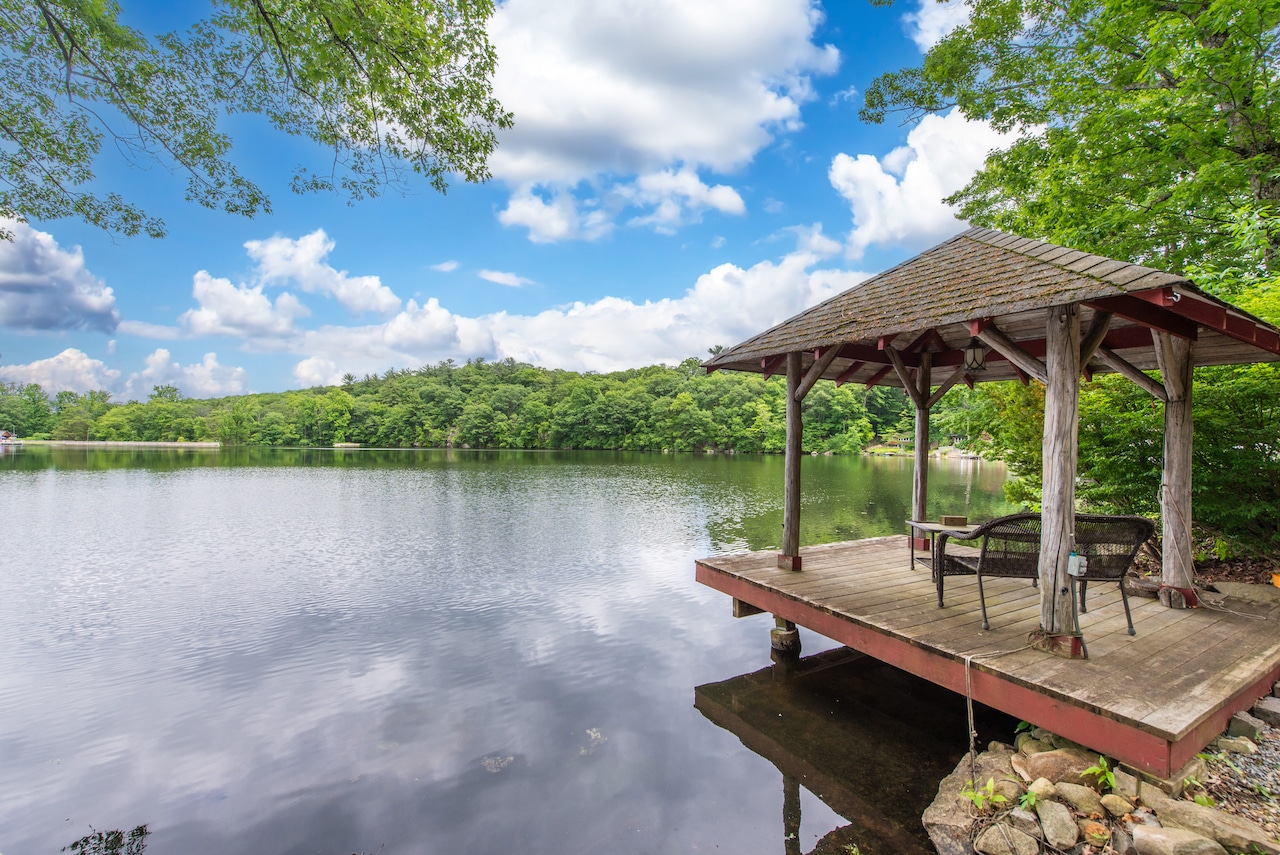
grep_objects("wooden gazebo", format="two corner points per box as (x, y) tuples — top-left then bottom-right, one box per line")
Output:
(704, 227), (1280, 654)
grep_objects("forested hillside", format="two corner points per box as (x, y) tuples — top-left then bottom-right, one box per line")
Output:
(0, 357), (919, 453)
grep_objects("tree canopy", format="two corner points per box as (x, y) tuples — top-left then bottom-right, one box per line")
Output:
(0, 0), (511, 238)
(863, 0), (1280, 555)
(864, 0), (1280, 274)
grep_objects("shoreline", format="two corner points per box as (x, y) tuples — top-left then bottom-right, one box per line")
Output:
(20, 440), (221, 448)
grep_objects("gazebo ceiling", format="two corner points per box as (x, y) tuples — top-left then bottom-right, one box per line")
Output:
(704, 227), (1280, 389)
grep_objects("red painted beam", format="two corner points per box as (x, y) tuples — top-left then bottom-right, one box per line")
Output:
(1138, 289), (1280, 357)
(864, 365), (894, 388)
(1168, 657), (1280, 772)
(1086, 295), (1198, 340)
(761, 354), (787, 379)
(970, 318), (993, 337)
(695, 563), (1178, 776)
(834, 361), (865, 387)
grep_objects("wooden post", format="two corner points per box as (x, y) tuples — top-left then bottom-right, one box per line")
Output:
(779, 352), (803, 570)
(913, 352), (932, 523)
(1037, 303), (1083, 656)
(1156, 333), (1196, 607)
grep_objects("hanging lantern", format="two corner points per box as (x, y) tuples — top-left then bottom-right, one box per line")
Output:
(962, 337), (987, 372)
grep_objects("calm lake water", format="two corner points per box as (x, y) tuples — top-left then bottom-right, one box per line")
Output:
(1, 447), (1017, 855)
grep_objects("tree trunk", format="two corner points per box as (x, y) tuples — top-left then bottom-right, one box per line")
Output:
(1039, 304), (1080, 636)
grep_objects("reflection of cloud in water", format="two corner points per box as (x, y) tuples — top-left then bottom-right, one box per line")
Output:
(0, 453), (1012, 853)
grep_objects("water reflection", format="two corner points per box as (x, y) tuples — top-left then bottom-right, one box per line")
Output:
(63, 826), (149, 854)
(1, 449), (1017, 853)
(695, 648), (1017, 855)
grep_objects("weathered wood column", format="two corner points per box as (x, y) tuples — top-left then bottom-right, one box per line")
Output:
(779, 352), (803, 570)
(1038, 303), (1083, 655)
(1156, 333), (1196, 607)
(913, 352), (932, 523)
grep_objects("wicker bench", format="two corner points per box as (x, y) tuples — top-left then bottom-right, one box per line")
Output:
(933, 512), (1155, 633)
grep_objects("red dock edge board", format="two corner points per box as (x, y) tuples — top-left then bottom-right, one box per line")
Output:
(696, 562), (1280, 778)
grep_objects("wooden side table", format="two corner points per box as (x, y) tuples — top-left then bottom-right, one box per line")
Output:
(906, 520), (980, 574)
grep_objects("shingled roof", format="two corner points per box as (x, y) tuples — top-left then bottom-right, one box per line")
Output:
(704, 227), (1280, 388)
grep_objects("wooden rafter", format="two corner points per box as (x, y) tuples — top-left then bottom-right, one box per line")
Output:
(834, 361), (864, 387)
(863, 365), (893, 388)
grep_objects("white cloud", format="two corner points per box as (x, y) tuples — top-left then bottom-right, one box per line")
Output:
(829, 108), (1018, 259)
(0, 219), (119, 332)
(179, 271), (310, 339)
(497, 188), (613, 244)
(288, 225), (866, 376)
(293, 357), (340, 387)
(478, 270), (534, 288)
(487, 0), (838, 240)
(117, 320), (182, 340)
(244, 230), (401, 316)
(431, 260), (460, 272)
(0, 348), (120, 394)
(904, 0), (970, 51)
(124, 348), (247, 398)
(624, 168), (746, 233)
(829, 84), (859, 106)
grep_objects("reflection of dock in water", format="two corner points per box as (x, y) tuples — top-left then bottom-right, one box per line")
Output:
(695, 648), (1013, 855)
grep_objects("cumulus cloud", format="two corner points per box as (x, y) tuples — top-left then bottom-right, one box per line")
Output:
(0, 219), (119, 332)
(288, 225), (866, 376)
(904, 0), (970, 50)
(624, 168), (746, 233)
(179, 271), (310, 339)
(829, 108), (1019, 259)
(497, 188), (613, 244)
(124, 349), (247, 398)
(245, 230), (401, 316)
(293, 357), (341, 387)
(478, 270), (534, 288)
(487, 0), (838, 240)
(0, 348), (120, 394)
(431, 261), (460, 273)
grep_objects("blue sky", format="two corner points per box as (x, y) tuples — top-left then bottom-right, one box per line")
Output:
(0, 0), (1015, 399)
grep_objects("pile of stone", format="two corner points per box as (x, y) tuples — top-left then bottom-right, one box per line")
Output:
(924, 723), (1280, 855)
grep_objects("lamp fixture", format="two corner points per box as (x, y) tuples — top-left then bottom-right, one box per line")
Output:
(962, 337), (987, 372)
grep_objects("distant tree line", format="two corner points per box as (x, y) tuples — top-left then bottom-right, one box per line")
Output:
(0, 357), (915, 454)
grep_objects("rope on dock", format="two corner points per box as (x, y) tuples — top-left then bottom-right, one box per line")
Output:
(961, 643), (1034, 782)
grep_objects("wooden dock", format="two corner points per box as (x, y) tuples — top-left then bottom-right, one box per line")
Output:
(696, 536), (1280, 778)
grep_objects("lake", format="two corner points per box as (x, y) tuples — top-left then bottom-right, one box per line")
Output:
(0, 447), (1017, 854)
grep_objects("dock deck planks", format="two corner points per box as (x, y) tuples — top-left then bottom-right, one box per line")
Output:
(696, 536), (1280, 777)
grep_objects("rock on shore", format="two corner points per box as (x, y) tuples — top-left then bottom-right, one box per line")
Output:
(923, 725), (1280, 855)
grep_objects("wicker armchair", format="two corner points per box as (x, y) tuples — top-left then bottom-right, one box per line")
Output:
(933, 513), (1154, 633)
